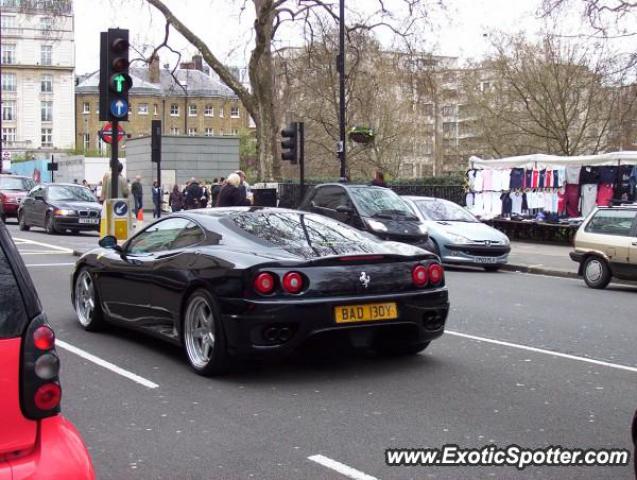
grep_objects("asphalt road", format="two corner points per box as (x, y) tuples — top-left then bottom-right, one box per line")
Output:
(5, 221), (636, 480)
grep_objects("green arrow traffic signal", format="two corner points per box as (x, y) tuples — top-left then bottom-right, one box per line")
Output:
(109, 72), (132, 94)
(114, 74), (125, 93)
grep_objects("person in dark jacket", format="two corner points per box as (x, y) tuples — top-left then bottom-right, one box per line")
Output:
(211, 177), (223, 206)
(370, 170), (387, 188)
(169, 184), (184, 212)
(151, 181), (162, 218)
(217, 173), (250, 207)
(184, 178), (203, 210)
(131, 176), (143, 215)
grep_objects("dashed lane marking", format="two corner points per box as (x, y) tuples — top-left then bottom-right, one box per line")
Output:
(13, 237), (74, 254)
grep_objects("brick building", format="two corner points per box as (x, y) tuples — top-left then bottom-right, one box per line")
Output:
(75, 56), (251, 155)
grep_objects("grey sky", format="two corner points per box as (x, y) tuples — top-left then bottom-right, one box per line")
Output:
(74, 0), (636, 75)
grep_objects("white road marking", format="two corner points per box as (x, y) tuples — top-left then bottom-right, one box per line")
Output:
(25, 262), (75, 267)
(446, 330), (637, 374)
(56, 339), (159, 389)
(308, 455), (379, 480)
(20, 251), (73, 255)
(13, 237), (74, 254)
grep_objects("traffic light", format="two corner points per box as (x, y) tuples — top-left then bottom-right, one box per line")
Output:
(99, 28), (132, 122)
(281, 122), (299, 164)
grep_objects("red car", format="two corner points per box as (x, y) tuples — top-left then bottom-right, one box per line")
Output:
(0, 221), (95, 478)
(0, 175), (35, 223)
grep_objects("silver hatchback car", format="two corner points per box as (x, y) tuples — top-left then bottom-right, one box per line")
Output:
(402, 196), (511, 271)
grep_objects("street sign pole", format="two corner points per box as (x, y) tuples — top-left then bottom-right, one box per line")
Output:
(338, 0), (346, 179)
(111, 119), (119, 198)
(51, 155), (54, 183)
(299, 122), (305, 200)
(151, 120), (161, 218)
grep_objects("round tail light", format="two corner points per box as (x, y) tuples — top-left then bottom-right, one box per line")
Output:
(428, 263), (444, 285)
(412, 264), (429, 287)
(282, 272), (304, 294)
(35, 353), (60, 380)
(254, 272), (275, 295)
(33, 326), (55, 350)
(34, 383), (61, 410)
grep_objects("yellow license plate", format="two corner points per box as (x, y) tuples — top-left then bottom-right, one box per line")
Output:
(334, 302), (398, 324)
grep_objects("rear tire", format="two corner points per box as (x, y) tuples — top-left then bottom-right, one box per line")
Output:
(583, 256), (611, 289)
(18, 212), (30, 231)
(182, 289), (231, 376)
(73, 268), (106, 331)
(0, 213), (6, 223)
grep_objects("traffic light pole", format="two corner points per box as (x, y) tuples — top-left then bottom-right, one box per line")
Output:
(338, 0), (346, 179)
(111, 119), (119, 198)
(299, 122), (305, 199)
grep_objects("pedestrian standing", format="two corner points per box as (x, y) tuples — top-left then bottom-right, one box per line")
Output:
(100, 162), (129, 201)
(152, 181), (162, 218)
(131, 175), (143, 216)
(211, 177), (223, 206)
(184, 177), (203, 210)
(370, 170), (387, 188)
(200, 182), (210, 208)
(169, 184), (184, 212)
(235, 170), (253, 204)
(217, 173), (250, 207)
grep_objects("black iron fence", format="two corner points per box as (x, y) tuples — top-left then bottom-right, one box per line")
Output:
(263, 183), (465, 209)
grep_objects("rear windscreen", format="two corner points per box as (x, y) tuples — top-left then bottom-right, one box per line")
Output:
(0, 242), (28, 338)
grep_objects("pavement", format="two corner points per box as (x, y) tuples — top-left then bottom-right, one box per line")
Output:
(5, 220), (635, 480)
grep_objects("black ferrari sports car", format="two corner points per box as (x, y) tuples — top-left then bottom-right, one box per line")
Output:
(71, 207), (449, 375)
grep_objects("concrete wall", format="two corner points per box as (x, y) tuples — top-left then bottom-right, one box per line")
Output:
(125, 135), (239, 209)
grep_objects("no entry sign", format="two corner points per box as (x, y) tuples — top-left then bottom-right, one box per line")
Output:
(101, 122), (125, 144)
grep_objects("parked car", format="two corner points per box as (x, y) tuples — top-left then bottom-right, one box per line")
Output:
(71, 208), (449, 376)
(402, 196), (510, 271)
(18, 183), (101, 234)
(0, 221), (95, 478)
(298, 184), (432, 249)
(569, 205), (637, 289)
(0, 174), (36, 223)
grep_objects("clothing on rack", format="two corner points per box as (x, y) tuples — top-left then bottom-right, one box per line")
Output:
(581, 184), (598, 217)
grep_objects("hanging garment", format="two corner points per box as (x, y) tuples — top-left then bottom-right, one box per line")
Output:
(565, 166), (581, 185)
(615, 165), (634, 202)
(499, 169), (512, 190)
(465, 192), (475, 209)
(565, 184), (580, 217)
(581, 184), (598, 217)
(557, 188), (565, 214)
(554, 167), (565, 187)
(598, 166), (618, 184)
(596, 183), (614, 207)
(510, 192), (524, 215)
(472, 193), (484, 216)
(510, 168), (525, 190)
(501, 192), (513, 216)
(482, 169), (494, 190)
(524, 169), (533, 189)
(580, 166), (600, 185)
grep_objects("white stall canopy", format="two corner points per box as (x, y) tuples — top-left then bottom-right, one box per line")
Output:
(469, 151), (637, 170)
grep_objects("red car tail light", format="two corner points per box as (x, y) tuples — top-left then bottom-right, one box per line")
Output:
(33, 325), (55, 350)
(34, 383), (61, 410)
(412, 264), (429, 287)
(428, 263), (444, 285)
(254, 272), (275, 295)
(282, 272), (304, 294)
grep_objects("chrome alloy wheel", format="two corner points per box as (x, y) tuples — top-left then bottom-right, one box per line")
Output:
(584, 258), (603, 283)
(184, 296), (216, 369)
(75, 270), (95, 326)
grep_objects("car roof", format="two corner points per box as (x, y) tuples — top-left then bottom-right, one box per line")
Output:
(596, 204), (637, 210)
(402, 195), (438, 201)
(313, 183), (389, 190)
(42, 183), (90, 188)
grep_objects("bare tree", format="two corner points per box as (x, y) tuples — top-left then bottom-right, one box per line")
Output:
(138, 0), (433, 181)
(463, 34), (626, 157)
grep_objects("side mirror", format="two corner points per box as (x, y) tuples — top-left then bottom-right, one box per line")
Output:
(335, 205), (354, 215)
(34, 193), (45, 200)
(98, 235), (122, 252)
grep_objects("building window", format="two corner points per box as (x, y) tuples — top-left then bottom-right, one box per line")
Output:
(41, 45), (52, 65)
(40, 17), (52, 33)
(2, 127), (16, 145)
(188, 128), (197, 136)
(2, 101), (15, 121)
(41, 101), (53, 122)
(205, 128), (214, 136)
(170, 127), (179, 135)
(442, 105), (455, 117)
(231, 128), (239, 135)
(138, 103), (149, 115)
(480, 81), (491, 93)
(41, 74), (53, 92)
(219, 107), (224, 118)
(230, 106), (240, 118)
(1, 44), (15, 64)
(153, 104), (158, 116)
(204, 105), (213, 116)
(1, 73), (16, 91)
(170, 104), (179, 116)
(41, 128), (53, 147)
(189, 104), (197, 116)
(82, 133), (90, 151)
(1, 15), (16, 29)
(97, 136), (106, 154)
(82, 102), (90, 114)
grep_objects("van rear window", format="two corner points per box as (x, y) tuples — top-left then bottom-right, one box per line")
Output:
(0, 243), (28, 338)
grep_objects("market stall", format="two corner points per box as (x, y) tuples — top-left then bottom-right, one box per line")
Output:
(466, 152), (637, 243)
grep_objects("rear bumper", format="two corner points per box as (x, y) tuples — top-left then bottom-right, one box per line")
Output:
(1, 203), (20, 217)
(3, 415), (95, 479)
(219, 288), (449, 357)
